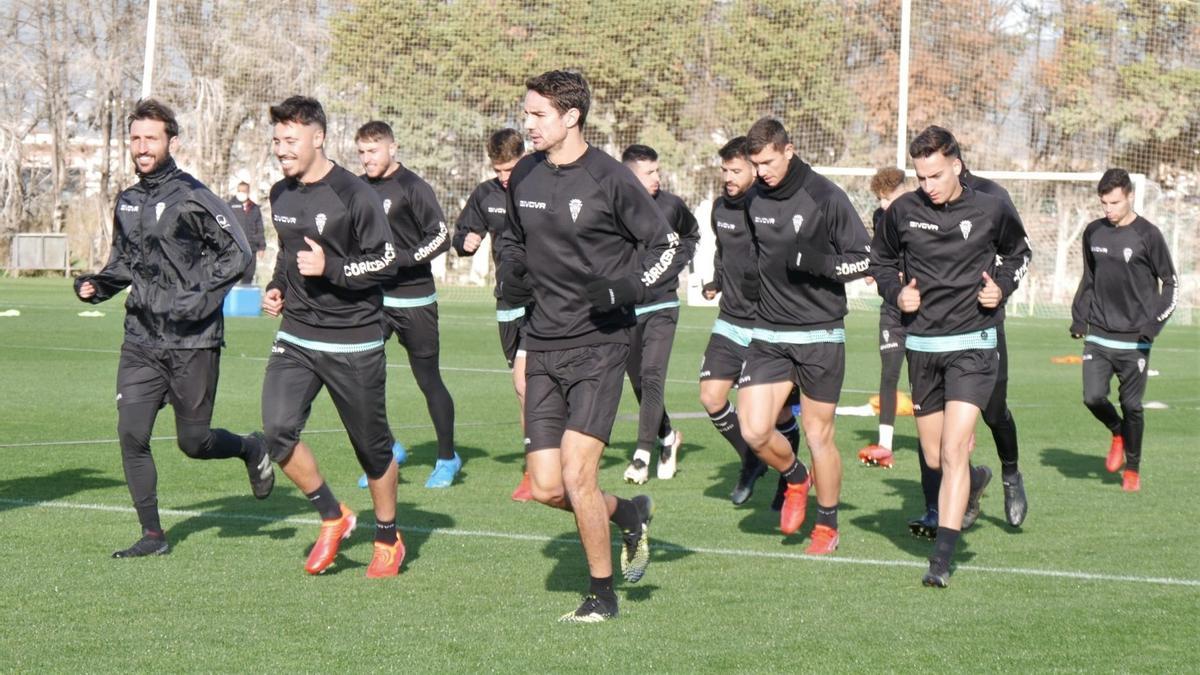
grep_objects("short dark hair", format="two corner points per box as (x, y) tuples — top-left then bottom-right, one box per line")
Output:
(718, 136), (751, 162)
(355, 120), (394, 143)
(745, 118), (789, 155)
(525, 70), (590, 129)
(908, 125), (961, 160)
(1097, 168), (1133, 196)
(128, 98), (179, 139)
(870, 167), (906, 198)
(621, 144), (658, 164)
(269, 96), (326, 133)
(486, 128), (524, 163)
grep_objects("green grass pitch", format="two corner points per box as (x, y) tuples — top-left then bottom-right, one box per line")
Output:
(1, 277), (1197, 671)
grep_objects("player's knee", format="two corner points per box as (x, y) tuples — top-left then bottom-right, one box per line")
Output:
(1119, 400), (1143, 419)
(175, 425), (212, 459)
(1082, 393), (1108, 409)
(699, 387), (727, 413)
(739, 421), (772, 451)
(116, 420), (152, 456)
(262, 420), (298, 463)
(531, 482), (566, 508)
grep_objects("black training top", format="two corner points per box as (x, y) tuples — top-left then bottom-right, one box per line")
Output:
(870, 184), (1032, 336)
(1070, 215), (1177, 342)
(638, 189), (699, 307)
(452, 177), (525, 307)
(363, 165), (450, 299)
(711, 187), (758, 323)
(76, 158), (251, 349)
(746, 157), (871, 330)
(268, 162), (397, 344)
(499, 145), (678, 351)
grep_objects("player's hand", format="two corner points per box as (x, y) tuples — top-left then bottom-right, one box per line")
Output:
(262, 288), (284, 317)
(463, 232), (483, 253)
(256, 250), (266, 260)
(741, 270), (761, 303)
(863, 275), (876, 286)
(499, 263), (533, 306)
(702, 279), (720, 300)
(76, 280), (96, 300)
(584, 275), (641, 311)
(898, 277), (920, 313)
(1070, 332), (1084, 339)
(978, 271), (1002, 309)
(297, 237), (326, 276)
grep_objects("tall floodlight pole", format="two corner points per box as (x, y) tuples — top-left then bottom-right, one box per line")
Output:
(141, 0), (158, 99)
(896, 0), (912, 169)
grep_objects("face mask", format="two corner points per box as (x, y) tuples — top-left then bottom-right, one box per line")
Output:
(235, 192), (248, 202)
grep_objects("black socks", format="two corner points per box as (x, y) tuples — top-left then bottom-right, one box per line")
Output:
(305, 482), (342, 520)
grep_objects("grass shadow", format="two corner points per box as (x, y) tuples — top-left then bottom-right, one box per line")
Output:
(540, 529), (694, 601)
(0, 467), (125, 513)
(1041, 447), (1119, 485)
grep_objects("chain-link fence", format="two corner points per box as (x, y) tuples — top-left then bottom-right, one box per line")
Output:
(2, 0), (1196, 321)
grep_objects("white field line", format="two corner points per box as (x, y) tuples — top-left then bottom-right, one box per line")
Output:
(2, 497), (1197, 589)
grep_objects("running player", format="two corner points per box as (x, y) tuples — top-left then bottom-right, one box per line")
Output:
(261, 96), (403, 577)
(451, 127), (533, 500)
(858, 167), (910, 469)
(620, 143), (698, 484)
(499, 70), (674, 622)
(737, 118), (871, 555)
(1070, 168), (1176, 492)
(698, 136), (796, 506)
(870, 125), (1031, 587)
(356, 121), (460, 489)
(906, 158), (1031, 536)
(74, 98), (269, 559)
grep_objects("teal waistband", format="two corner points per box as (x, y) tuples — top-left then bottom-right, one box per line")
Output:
(634, 300), (680, 317)
(712, 319), (754, 348)
(383, 292), (438, 308)
(1085, 335), (1151, 351)
(496, 306), (526, 322)
(907, 328), (996, 353)
(751, 327), (846, 345)
(276, 331), (384, 354)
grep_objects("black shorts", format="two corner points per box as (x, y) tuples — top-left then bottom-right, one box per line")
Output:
(739, 339), (845, 404)
(261, 339), (395, 478)
(496, 306), (527, 369)
(382, 302), (440, 359)
(907, 348), (998, 416)
(116, 343), (219, 424)
(700, 318), (753, 382)
(1082, 340), (1151, 409)
(524, 342), (630, 451)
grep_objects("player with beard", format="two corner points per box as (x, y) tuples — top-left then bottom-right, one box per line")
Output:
(619, 143), (698, 484)
(452, 127), (534, 500)
(261, 96), (403, 577)
(698, 136), (798, 506)
(869, 125), (1031, 587)
(499, 70), (676, 622)
(356, 121), (459, 489)
(1071, 168), (1176, 492)
(75, 98), (269, 559)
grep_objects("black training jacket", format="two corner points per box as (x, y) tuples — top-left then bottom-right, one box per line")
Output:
(1070, 216), (1177, 342)
(76, 158), (251, 349)
(499, 145), (678, 350)
(363, 165), (450, 299)
(229, 198), (267, 251)
(747, 157), (871, 330)
(452, 177), (521, 306)
(637, 189), (698, 307)
(871, 207), (903, 325)
(268, 163), (397, 344)
(711, 187), (758, 323)
(869, 184), (1032, 336)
